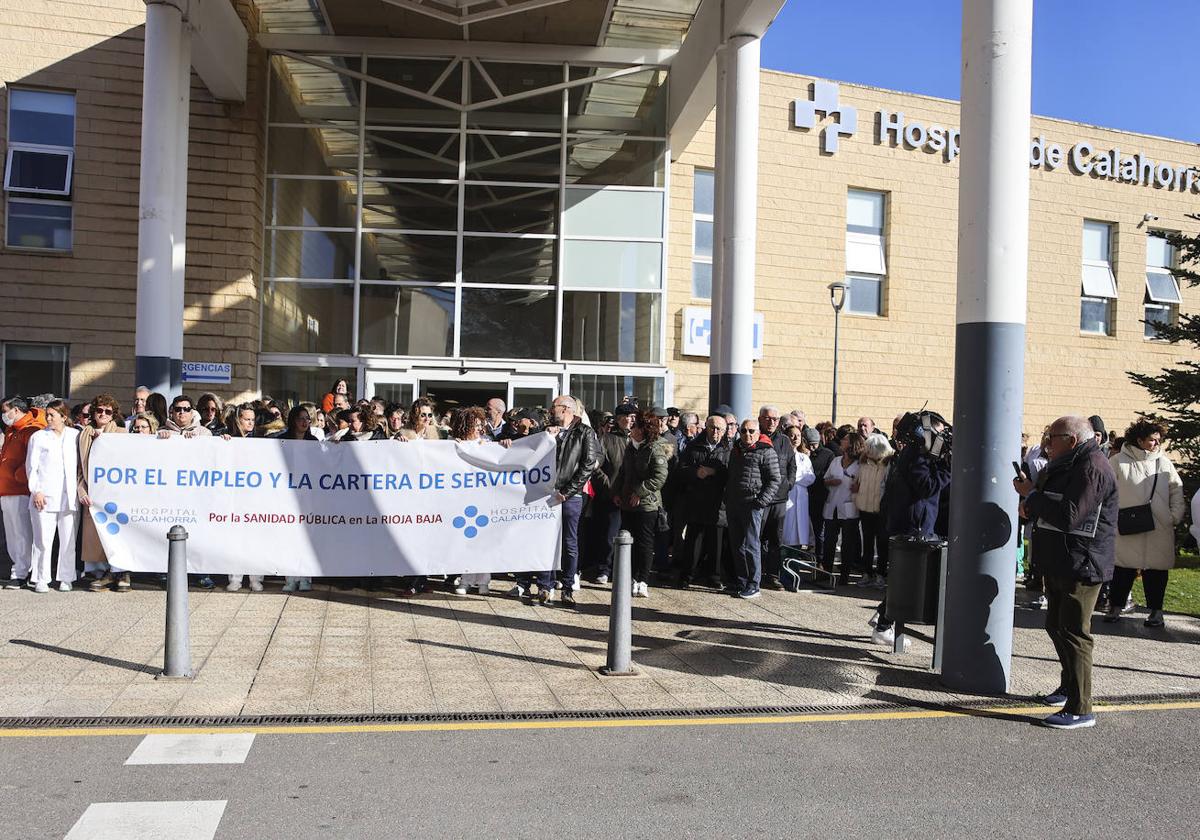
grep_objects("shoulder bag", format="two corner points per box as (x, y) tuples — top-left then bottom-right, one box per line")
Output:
(1117, 470), (1159, 535)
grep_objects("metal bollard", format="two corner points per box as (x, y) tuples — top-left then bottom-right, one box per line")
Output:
(600, 530), (636, 676)
(161, 525), (193, 679)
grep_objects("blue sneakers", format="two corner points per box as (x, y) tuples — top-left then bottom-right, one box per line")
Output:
(1041, 711), (1096, 730)
(1039, 690), (1068, 708)
(737, 586), (761, 599)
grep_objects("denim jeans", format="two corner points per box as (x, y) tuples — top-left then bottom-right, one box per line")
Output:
(537, 493), (582, 592)
(727, 505), (765, 591)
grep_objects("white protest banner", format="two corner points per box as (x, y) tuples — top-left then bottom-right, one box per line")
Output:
(87, 434), (560, 576)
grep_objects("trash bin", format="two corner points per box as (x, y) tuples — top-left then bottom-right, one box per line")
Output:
(884, 535), (946, 625)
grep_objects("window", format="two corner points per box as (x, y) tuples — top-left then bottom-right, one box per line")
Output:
(691, 169), (714, 298)
(4, 89), (75, 250)
(1080, 220), (1116, 335)
(845, 189), (886, 315)
(2, 343), (69, 398)
(1144, 233), (1180, 340)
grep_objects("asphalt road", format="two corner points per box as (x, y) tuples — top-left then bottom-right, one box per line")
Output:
(5, 705), (1197, 839)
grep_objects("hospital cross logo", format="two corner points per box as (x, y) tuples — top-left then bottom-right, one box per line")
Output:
(452, 506), (490, 539)
(93, 502), (130, 535)
(792, 80), (857, 154)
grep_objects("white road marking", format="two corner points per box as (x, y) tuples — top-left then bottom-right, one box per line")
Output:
(64, 800), (226, 840)
(125, 733), (255, 765)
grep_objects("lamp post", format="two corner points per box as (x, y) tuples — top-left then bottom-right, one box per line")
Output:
(828, 280), (848, 425)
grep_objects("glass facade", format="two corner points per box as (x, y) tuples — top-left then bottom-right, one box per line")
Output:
(263, 54), (668, 377)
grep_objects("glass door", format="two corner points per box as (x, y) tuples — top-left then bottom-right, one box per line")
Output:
(363, 369), (417, 406)
(507, 375), (561, 412)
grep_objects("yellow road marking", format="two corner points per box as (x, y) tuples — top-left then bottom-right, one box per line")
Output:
(0, 699), (1197, 739)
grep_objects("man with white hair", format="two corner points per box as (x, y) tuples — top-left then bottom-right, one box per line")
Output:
(1014, 415), (1118, 730)
(758, 404), (796, 589)
(125, 385), (151, 431)
(484, 397), (507, 440)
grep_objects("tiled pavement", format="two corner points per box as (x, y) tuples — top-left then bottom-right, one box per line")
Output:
(2, 579), (1198, 719)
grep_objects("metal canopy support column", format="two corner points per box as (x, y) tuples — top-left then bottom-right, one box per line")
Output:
(941, 0), (1033, 694)
(708, 43), (726, 416)
(715, 33), (759, 422)
(170, 29), (192, 390)
(135, 0), (187, 395)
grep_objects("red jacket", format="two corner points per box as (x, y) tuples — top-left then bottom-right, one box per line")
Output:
(0, 407), (47, 496)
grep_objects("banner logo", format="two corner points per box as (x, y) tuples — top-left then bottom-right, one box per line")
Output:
(452, 506), (490, 539)
(93, 502), (130, 535)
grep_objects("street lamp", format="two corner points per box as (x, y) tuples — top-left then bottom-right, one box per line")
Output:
(828, 280), (848, 425)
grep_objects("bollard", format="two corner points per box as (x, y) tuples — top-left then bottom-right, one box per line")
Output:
(600, 530), (637, 676)
(161, 525), (193, 679)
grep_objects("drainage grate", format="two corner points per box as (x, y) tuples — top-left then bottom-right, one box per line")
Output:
(0, 690), (1196, 730)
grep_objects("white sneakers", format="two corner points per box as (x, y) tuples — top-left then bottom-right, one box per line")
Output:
(632, 581), (649, 598)
(248, 578), (264, 592)
(871, 626), (911, 652)
(507, 584), (526, 598)
(33, 582), (50, 593)
(58, 581), (72, 592)
(226, 579), (242, 592)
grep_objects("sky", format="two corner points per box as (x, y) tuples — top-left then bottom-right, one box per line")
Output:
(760, 1), (1200, 143)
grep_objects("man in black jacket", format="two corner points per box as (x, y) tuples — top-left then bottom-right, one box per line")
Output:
(585, 403), (635, 583)
(675, 415), (730, 588)
(1015, 415), (1118, 730)
(724, 419), (782, 599)
(758, 405), (797, 590)
(538, 395), (603, 606)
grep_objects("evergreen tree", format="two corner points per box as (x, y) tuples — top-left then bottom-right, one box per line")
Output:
(1128, 220), (1200, 489)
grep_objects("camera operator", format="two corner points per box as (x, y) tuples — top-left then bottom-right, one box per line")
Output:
(870, 410), (953, 647)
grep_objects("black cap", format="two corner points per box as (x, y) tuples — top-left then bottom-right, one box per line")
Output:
(666, 407), (681, 417)
(614, 403), (639, 416)
(1088, 415), (1106, 436)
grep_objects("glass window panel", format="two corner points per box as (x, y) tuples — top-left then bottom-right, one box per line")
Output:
(261, 364), (357, 407)
(691, 262), (712, 300)
(267, 124), (358, 176)
(9, 90), (75, 147)
(569, 373), (663, 416)
(265, 228), (355, 280)
(459, 288), (556, 359)
(693, 169), (714, 215)
(465, 133), (561, 183)
(361, 181), (459, 231)
(462, 236), (556, 285)
(512, 387), (553, 411)
(262, 281), (354, 354)
(463, 185), (557, 235)
(1144, 303), (1172, 339)
(1080, 297), (1112, 335)
(265, 178), (357, 228)
(371, 382), (414, 406)
(360, 232), (455, 282)
(1145, 271), (1182, 305)
(3, 342), (69, 398)
(358, 285), (455, 357)
(5, 200), (71, 250)
(5, 149), (71, 194)
(693, 219), (713, 259)
(1146, 235), (1173, 269)
(566, 68), (666, 136)
(468, 63), (564, 131)
(564, 138), (664, 187)
(561, 291), (661, 363)
(847, 189), (884, 233)
(1081, 263), (1117, 299)
(562, 240), (661, 290)
(846, 232), (886, 275)
(563, 188), (663, 239)
(363, 59), (461, 129)
(846, 275), (882, 316)
(1083, 220), (1111, 263)
(361, 129), (459, 179)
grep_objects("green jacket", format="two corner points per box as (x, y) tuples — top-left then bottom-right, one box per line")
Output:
(618, 434), (675, 512)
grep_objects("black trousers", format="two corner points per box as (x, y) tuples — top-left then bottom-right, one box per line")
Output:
(677, 522), (723, 583)
(1108, 566), (1169, 612)
(760, 500), (787, 581)
(823, 512), (862, 583)
(859, 511), (889, 576)
(621, 508), (658, 584)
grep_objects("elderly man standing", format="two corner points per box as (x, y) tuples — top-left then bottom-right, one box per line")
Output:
(537, 395), (602, 606)
(724, 418), (781, 599)
(1014, 415), (1118, 730)
(484, 397), (507, 440)
(675, 414), (730, 588)
(758, 405), (796, 590)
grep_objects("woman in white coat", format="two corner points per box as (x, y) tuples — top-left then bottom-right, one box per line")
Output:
(1105, 419), (1185, 627)
(25, 400), (80, 592)
(782, 424), (816, 547)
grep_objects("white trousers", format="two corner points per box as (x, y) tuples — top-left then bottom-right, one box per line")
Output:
(1, 495), (33, 579)
(30, 508), (77, 584)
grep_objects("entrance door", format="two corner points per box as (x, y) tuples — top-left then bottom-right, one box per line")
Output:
(363, 370), (417, 406)
(419, 378), (507, 417)
(507, 375), (560, 412)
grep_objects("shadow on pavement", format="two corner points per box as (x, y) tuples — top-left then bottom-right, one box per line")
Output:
(8, 638), (159, 674)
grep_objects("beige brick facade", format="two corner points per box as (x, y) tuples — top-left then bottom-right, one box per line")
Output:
(669, 70), (1200, 438)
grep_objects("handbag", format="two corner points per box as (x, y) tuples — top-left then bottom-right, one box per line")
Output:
(1117, 471), (1158, 535)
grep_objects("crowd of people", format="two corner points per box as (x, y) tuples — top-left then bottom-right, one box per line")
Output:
(1, 384), (1194, 729)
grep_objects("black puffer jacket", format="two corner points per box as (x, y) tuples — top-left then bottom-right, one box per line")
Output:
(767, 427), (797, 503)
(678, 434), (731, 524)
(724, 434), (782, 511)
(1025, 439), (1119, 584)
(555, 419), (603, 500)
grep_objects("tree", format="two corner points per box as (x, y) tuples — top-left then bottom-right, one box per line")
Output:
(1128, 218), (1200, 490)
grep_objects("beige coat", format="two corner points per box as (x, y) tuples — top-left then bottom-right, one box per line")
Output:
(77, 421), (127, 565)
(1111, 443), (1185, 571)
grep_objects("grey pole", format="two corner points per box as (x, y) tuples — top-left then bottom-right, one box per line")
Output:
(709, 42), (727, 416)
(600, 530), (636, 676)
(828, 281), (847, 426)
(162, 525), (193, 679)
(941, 0), (1033, 694)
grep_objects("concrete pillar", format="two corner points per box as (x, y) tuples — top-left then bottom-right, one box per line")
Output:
(170, 29), (191, 392)
(714, 34), (759, 422)
(708, 44), (727, 416)
(135, 0), (187, 396)
(941, 0), (1033, 694)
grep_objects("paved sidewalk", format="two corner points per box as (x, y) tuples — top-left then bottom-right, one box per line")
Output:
(1, 580), (1198, 719)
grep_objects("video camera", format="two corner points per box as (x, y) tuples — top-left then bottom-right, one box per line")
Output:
(895, 410), (953, 460)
